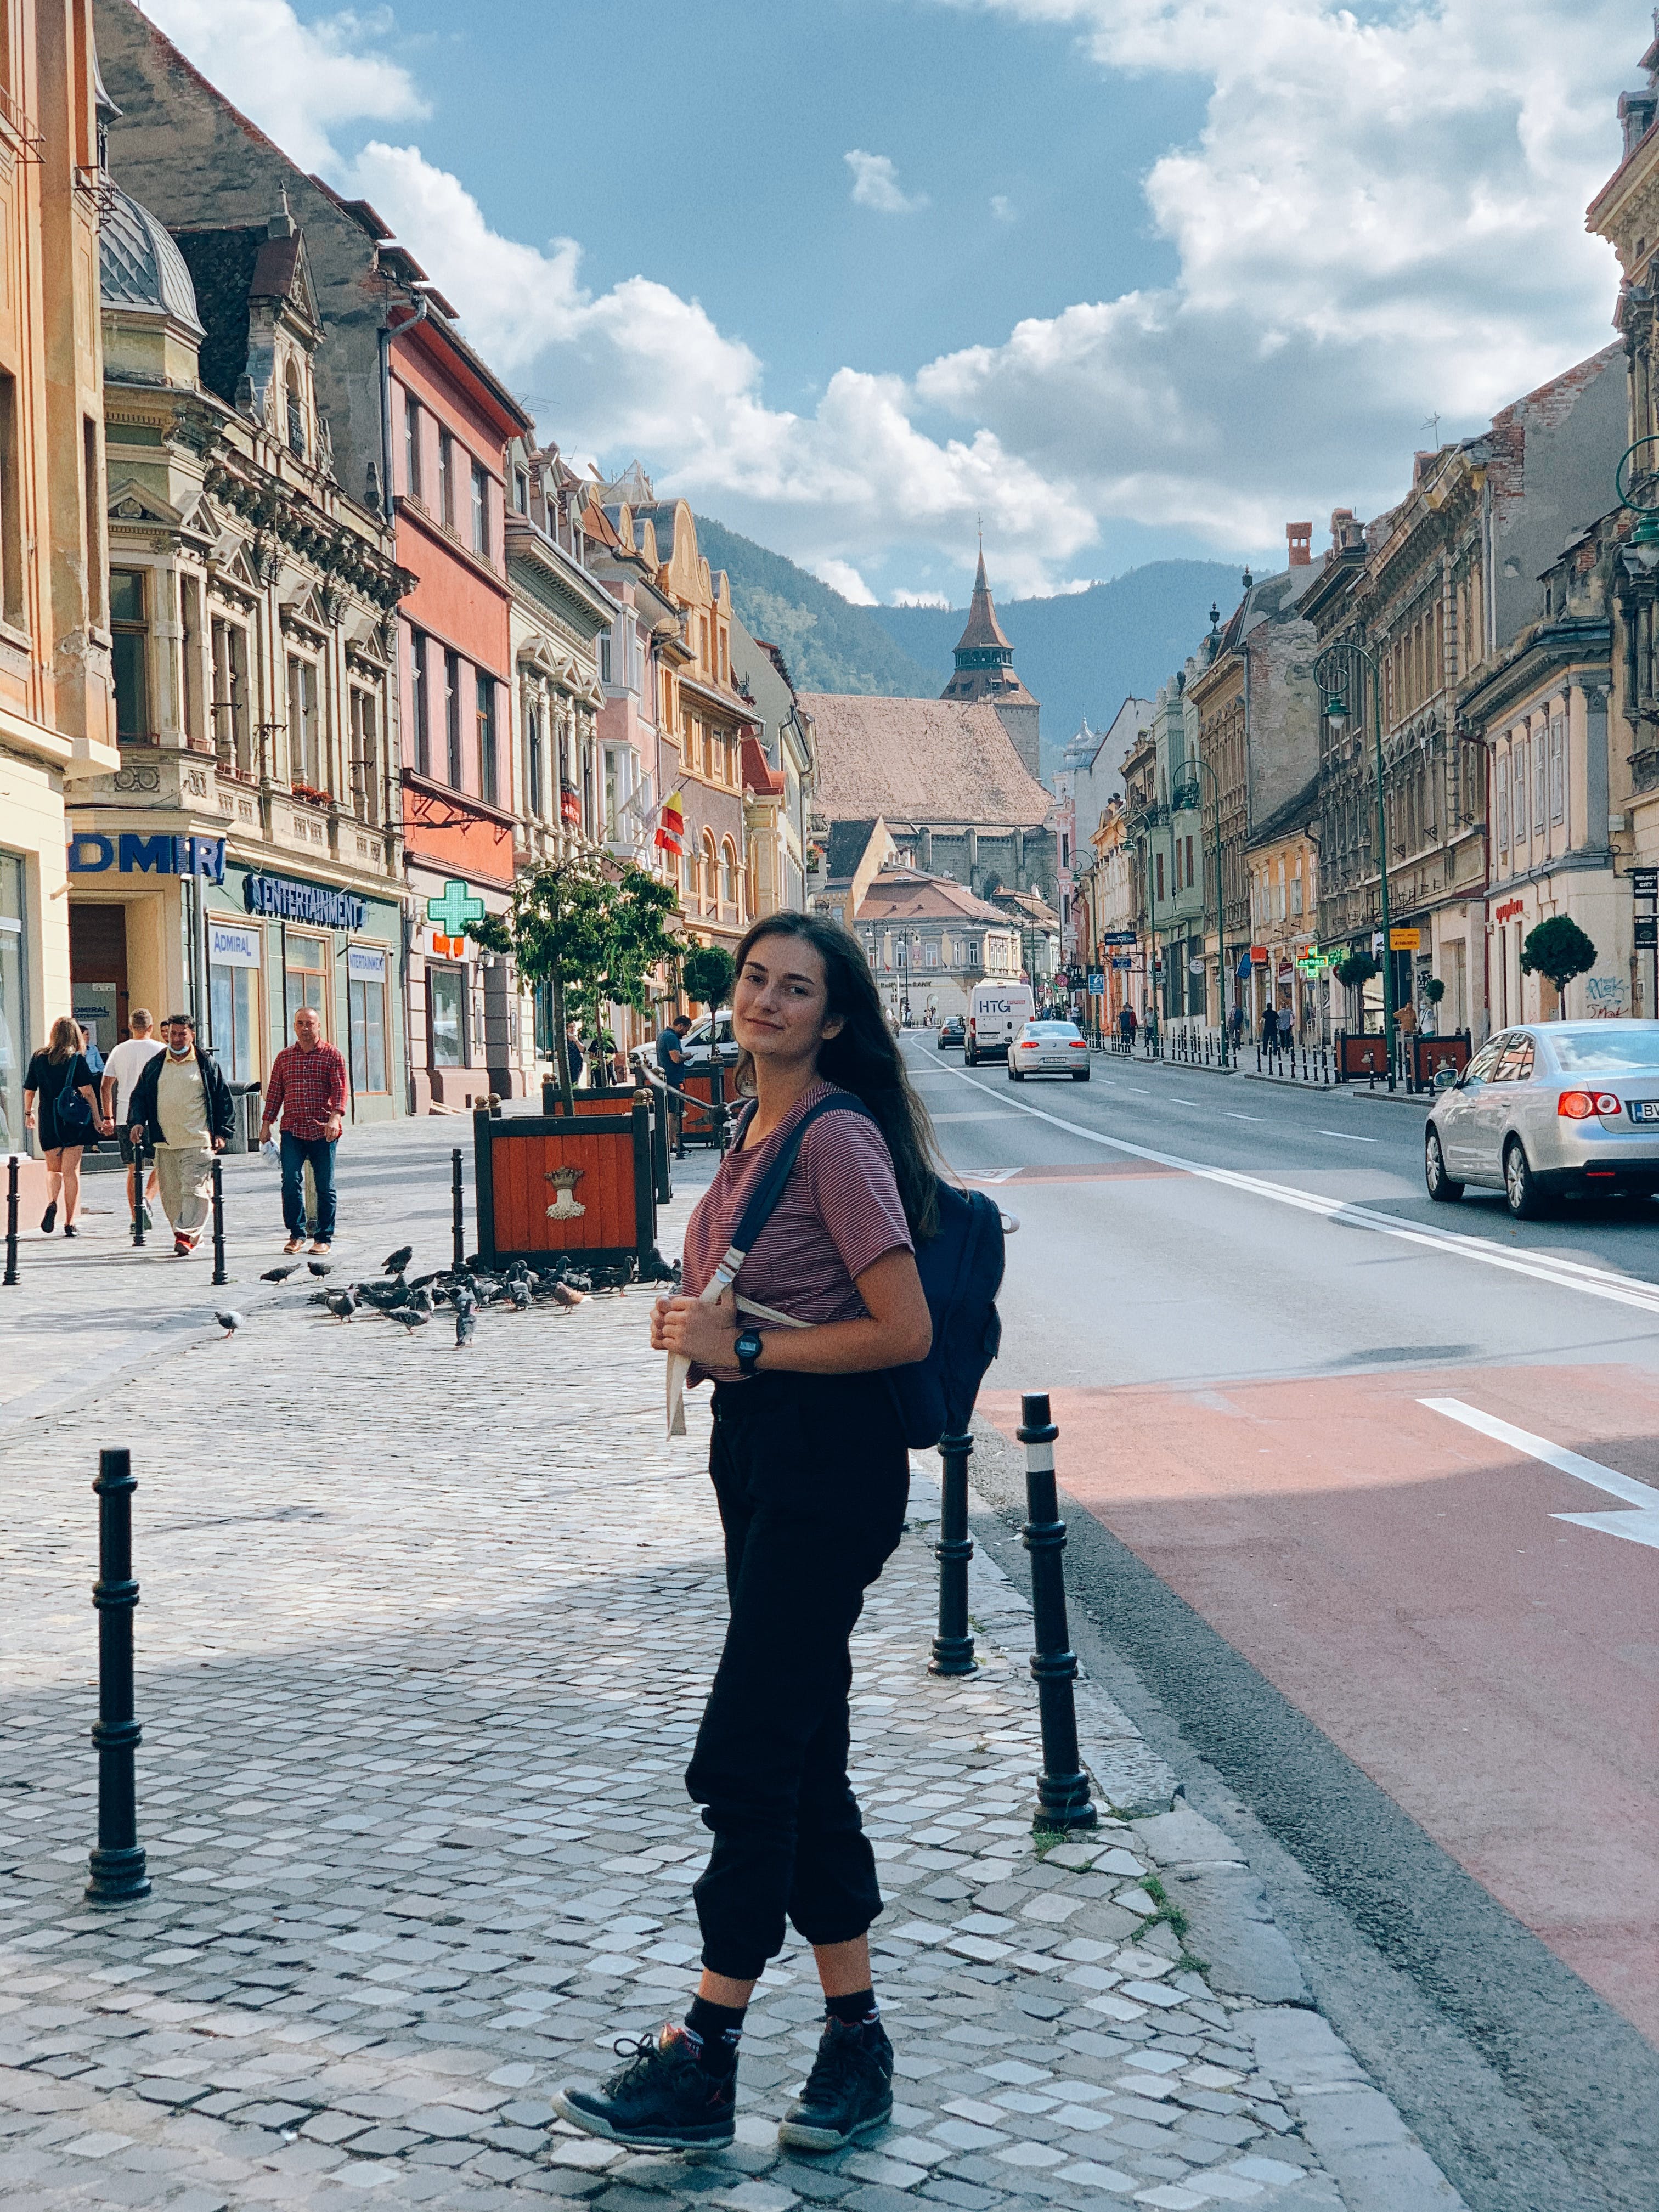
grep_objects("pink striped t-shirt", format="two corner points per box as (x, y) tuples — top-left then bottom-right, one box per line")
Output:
(681, 1080), (913, 1381)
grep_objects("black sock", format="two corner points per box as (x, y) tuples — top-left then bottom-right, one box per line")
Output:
(826, 1989), (879, 2029)
(684, 1995), (745, 2073)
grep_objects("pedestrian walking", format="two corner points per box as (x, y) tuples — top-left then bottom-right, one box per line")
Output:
(258, 1007), (347, 1256)
(1260, 1003), (1278, 1052)
(556, 912), (935, 2157)
(125, 1014), (234, 1255)
(655, 1011), (691, 1149)
(563, 1019), (585, 1089)
(22, 1017), (105, 1236)
(100, 1009), (163, 1230)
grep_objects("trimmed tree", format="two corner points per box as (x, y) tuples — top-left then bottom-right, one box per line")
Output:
(1520, 916), (1596, 1016)
(681, 943), (736, 1012)
(1334, 950), (1379, 1030)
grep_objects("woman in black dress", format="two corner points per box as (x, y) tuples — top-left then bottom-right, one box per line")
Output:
(23, 1017), (106, 1237)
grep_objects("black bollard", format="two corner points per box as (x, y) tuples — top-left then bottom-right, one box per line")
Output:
(1018, 1393), (1097, 1831)
(210, 1158), (228, 1286)
(452, 1148), (465, 1271)
(86, 1448), (150, 1904)
(929, 1430), (977, 1677)
(131, 1140), (146, 1249)
(3, 1154), (17, 1286)
(711, 1061), (729, 1154)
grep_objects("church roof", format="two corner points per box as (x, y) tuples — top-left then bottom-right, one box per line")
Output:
(100, 182), (203, 332)
(801, 693), (1052, 829)
(954, 549), (1012, 654)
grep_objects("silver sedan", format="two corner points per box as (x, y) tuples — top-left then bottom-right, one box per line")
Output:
(1008, 1020), (1092, 1082)
(1425, 1019), (1659, 1217)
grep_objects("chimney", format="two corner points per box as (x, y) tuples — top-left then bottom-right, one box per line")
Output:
(1286, 522), (1312, 568)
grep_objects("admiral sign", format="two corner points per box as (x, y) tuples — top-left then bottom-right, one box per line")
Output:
(67, 831), (226, 884)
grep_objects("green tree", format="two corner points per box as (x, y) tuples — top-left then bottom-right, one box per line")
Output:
(595, 867), (684, 1059)
(681, 943), (736, 1012)
(1521, 916), (1597, 1016)
(1334, 949), (1379, 1028)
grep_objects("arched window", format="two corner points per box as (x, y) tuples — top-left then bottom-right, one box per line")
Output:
(702, 831), (718, 912)
(285, 363), (306, 459)
(721, 838), (738, 911)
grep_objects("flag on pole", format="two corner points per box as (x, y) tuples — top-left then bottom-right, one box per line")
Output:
(654, 789), (685, 857)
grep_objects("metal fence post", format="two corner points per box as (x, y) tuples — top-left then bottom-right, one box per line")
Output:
(929, 1430), (977, 1677)
(452, 1148), (465, 1271)
(131, 1141), (146, 1248)
(3, 1154), (17, 1286)
(210, 1158), (228, 1286)
(1018, 1393), (1096, 1831)
(86, 1448), (149, 1904)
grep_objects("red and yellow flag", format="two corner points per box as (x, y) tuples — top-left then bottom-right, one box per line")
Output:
(654, 789), (685, 857)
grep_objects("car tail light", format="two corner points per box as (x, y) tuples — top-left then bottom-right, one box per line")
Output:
(1069, 1040), (1087, 1050)
(1559, 1092), (1595, 1119)
(1595, 1093), (1623, 1116)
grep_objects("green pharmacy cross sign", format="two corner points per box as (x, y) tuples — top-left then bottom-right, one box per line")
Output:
(426, 879), (487, 939)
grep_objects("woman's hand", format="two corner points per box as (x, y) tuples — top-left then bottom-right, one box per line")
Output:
(651, 1284), (737, 1365)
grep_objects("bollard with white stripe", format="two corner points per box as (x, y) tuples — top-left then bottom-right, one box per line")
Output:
(1018, 1392), (1097, 1831)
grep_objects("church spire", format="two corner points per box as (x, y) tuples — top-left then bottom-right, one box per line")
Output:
(952, 549), (1014, 665)
(938, 543), (1041, 776)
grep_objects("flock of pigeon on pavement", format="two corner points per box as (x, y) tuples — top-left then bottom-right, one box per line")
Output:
(213, 1242), (676, 1345)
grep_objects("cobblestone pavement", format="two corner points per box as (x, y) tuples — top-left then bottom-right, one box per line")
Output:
(2, 1122), (1463, 2212)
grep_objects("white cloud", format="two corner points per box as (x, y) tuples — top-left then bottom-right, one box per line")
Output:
(889, 588), (953, 606)
(145, 0), (426, 174)
(845, 150), (930, 214)
(990, 194), (1015, 222)
(815, 560), (879, 603)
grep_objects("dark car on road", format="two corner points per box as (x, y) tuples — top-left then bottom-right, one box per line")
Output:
(937, 1015), (966, 1050)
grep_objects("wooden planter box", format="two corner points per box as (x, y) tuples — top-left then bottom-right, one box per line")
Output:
(1408, 1031), (1471, 1093)
(473, 1098), (661, 1274)
(1337, 1030), (1391, 1081)
(679, 1065), (735, 1146)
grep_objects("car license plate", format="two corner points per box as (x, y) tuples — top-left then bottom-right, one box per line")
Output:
(1630, 1100), (1659, 1122)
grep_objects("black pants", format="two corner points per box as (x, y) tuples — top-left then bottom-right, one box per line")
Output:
(686, 1372), (910, 1980)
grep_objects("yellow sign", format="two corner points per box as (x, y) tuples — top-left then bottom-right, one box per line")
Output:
(1389, 928), (1421, 951)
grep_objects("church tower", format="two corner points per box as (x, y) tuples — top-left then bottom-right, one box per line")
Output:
(940, 548), (1041, 777)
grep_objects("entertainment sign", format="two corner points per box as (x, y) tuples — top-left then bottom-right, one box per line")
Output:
(244, 872), (367, 932)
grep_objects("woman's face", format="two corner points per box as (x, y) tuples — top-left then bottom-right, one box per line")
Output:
(732, 934), (843, 1068)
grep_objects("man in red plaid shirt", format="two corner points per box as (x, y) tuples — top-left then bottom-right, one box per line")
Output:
(260, 1007), (348, 1254)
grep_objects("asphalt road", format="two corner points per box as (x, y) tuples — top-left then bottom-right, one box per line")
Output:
(902, 1034), (1659, 2212)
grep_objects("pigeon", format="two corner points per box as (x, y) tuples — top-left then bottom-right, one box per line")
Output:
(509, 1280), (531, 1311)
(325, 1290), (355, 1322)
(387, 1306), (428, 1330)
(386, 1275), (410, 1309)
(382, 1245), (414, 1276)
(307, 1289), (334, 1306)
(308, 1260), (332, 1279)
(449, 1282), (476, 1313)
(260, 1264), (298, 1283)
(411, 1285), (435, 1314)
(551, 1280), (585, 1308)
(215, 1311), (243, 1336)
(455, 1306), (476, 1347)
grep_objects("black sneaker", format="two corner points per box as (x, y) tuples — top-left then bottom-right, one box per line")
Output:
(552, 2027), (736, 2152)
(777, 2017), (894, 2152)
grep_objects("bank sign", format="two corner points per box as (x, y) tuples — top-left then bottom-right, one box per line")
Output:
(69, 831), (225, 884)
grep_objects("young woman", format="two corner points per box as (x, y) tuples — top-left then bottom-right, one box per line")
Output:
(555, 912), (936, 2156)
(22, 1018), (107, 1237)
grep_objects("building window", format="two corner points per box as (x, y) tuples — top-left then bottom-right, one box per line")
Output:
(1551, 713), (1566, 826)
(404, 392), (422, 500)
(1497, 771), (1509, 853)
(527, 702), (544, 818)
(180, 574), (204, 744)
(514, 467), (528, 514)
(471, 462), (489, 558)
(1155, 851), (1165, 904)
(284, 933), (328, 1025)
(721, 839), (738, 910)
(702, 832), (718, 911)
(604, 746), (620, 840)
(209, 955), (259, 1085)
(0, 851), (27, 1151)
(211, 614), (250, 772)
(410, 629), (430, 777)
(349, 686), (380, 825)
(428, 964), (466, 1067)
(477, 673), (498, 805)
(348, 949), (389, 1093)
(285, 364), (306, 459)
(110, 568), (150, 742)
(699, 616), (710, 670)
(445, 648), (462, 787)
(0, 371), (19, 629)
(83, 418), (104, 627)
(438, 429), (455, 531)
(600, 629), (613, 684)
(286, 653), (322, 791)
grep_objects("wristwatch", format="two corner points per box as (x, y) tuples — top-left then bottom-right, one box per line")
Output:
(733, 1327), (764, 1378)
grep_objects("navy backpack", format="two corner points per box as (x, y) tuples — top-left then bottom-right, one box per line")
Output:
(725, 1094), (1005, 1449)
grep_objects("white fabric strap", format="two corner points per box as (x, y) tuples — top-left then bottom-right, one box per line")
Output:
(665, 1280), (806, 1437)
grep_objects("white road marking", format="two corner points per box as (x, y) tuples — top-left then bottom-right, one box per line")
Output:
(926, 1054), (1659, 1321)
(1223, 1112), (1263, 1122)
(1420, 1398), (1659, 1552)
(1316, 1129), (1378, 1144)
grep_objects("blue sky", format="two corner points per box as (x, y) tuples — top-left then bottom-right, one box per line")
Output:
(146, 0), (1640, 606)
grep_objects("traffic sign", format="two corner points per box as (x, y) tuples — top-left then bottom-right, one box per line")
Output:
(1087, 971), (1105, 995)
(1390, 927), (1421, 951)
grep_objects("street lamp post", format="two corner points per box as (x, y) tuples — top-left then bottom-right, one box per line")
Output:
(1315, 641), (1394, 1084)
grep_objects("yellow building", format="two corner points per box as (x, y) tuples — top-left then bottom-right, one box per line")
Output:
(0, 7), (120, 1153)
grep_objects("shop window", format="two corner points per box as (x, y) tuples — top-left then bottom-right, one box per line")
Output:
(445, 649), (462, 787)
(477, 673), (498, 806)
(110, 568), (150, 742)
(0, 851), (26, 1150)
(286, 654), (323, 793)
(284, 933), (328, 1025)
(348, 951), (389, 1093)
(209, 959), (259, 1084)
(428, 964), (466, 1068)
(350, 687), (380, 825)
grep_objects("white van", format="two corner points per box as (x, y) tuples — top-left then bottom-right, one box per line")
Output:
(966, 980), (1035, 1064)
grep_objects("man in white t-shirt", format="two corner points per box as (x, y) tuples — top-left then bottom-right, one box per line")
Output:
(101, 1010), (163, 1229)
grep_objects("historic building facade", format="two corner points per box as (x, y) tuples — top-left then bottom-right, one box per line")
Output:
(854, 865), (1022, 1023)
(0, 0), (120, 1157)
(939, 550), (1040, 778)
(67, 187), (408, 1121)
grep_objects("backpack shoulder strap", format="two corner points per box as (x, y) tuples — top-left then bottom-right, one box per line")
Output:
(708, 1094), (876, 1290)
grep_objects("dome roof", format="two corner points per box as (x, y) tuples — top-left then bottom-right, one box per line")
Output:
(100, 184), (202, 332)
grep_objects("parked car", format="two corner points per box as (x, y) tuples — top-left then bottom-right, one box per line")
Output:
(1424, 1019), (1659, 1216)
(966, 980), (1035, 1065)
(631, 1008), (738, 1082)
(1008, 1018), (1091, 1082)
(937, 1015), (966, 1051)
